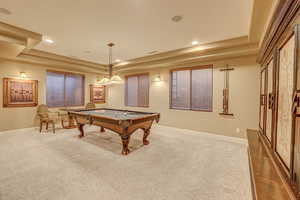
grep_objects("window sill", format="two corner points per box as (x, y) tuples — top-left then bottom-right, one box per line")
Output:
(125, 105), (150, 108)
(47, 105), (85, 109)
(169, 107), (213, 112)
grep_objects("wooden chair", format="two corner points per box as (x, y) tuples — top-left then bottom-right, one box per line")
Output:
(37, 104), (59, 133)
(85, 102), (96, 109)
(59, 111), (72, 129)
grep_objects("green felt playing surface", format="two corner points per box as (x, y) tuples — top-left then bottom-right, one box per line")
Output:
(79, 109), (151, 120)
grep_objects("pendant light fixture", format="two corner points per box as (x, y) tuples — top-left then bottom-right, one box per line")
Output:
(98, 43), (122, 85)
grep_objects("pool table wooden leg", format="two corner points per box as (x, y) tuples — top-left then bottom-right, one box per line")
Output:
(121, 135), (130, 155)
(100, 126), (105, 133)
(143, 129), (150, 145)
(78, 124), (85, 138)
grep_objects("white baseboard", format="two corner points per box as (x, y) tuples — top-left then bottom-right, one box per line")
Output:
(0, 127), (38, 135)
(0, 124), (248, 146)
(156, 124), (248, 146)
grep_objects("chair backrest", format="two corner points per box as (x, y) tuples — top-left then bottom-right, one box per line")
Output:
(37, 104), (49, 119)
(86, 102), (96, 109)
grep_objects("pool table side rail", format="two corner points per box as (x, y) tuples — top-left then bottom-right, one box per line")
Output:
(102, 108), (159, 115)
(66, 107), (159, 115)
(68, 110), (160, 125)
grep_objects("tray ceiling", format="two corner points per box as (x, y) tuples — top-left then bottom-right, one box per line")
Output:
(0, 0), (253, 64)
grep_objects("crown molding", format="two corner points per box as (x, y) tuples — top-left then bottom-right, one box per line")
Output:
(248, 0), (277, 44)
(15, 49), (107, 74)
(0, 21), (42, 49)
(0, 56), (105, 76)
(114, 37), (259, 72)
(113, 36), (250, 69)
(21, 49), (106, 68)
(0, 18), (260, 75)
(116, 50), (258, 73)
(20, 49), (106, 70)
(0, 21), (42, 58)
(0, 21), (107, 74)
(116, 46), (259, 72)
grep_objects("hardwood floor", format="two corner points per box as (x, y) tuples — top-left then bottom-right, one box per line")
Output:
(247, 130), (292, 200)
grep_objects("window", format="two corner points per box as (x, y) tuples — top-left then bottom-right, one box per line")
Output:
(46, 70), (85, 107)
(125, 73), (149, 107)
(170, 66), (213, 111)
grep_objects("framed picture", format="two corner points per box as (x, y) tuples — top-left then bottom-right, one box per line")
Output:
(90, 84), (105, 103)
(3, 78), (38, 107)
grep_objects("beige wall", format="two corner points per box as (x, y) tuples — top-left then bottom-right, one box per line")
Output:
(0, 59), (105, 132)
(107, 56), (260, 138)
(0, 56), (260, 138)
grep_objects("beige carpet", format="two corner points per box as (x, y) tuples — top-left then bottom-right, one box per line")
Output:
(0, 125), (252, 200)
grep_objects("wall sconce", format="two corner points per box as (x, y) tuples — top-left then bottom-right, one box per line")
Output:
(153, 74), (162, 82)
(20, 72), (27, 79)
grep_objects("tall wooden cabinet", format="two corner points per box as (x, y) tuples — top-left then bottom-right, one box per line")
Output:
(258, 1), (300, 198)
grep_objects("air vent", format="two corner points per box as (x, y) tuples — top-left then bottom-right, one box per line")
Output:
(172, 15), (183, 22)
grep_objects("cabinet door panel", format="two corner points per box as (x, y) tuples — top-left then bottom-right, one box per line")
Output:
(260, 69), (266, 133)
(293, 25), (300, 189)
(266, 60), (274, 144)
(276, 35), (295, 169)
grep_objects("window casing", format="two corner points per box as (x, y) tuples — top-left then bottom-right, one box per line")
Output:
(170, 66), (213, 111)
(125, 73), (149, 107)
(46, 70), (85, 107)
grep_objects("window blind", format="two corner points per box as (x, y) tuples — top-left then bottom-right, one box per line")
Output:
(46, 71), (85, 107)
(125, 74), (149, 107)
(171, 66), (213, 111)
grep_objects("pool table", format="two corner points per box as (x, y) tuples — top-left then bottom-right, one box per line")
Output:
(68, 108), (160, 155)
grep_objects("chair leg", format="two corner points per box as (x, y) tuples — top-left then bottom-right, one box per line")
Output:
(61, 120), (65, 128)
(40, 121), (43, 133)
(46, 122), (49, 130)
(52, 122), (55, 134)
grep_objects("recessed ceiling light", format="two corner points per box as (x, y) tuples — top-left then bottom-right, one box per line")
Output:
(172, 15), (183, 22)
(119, 61), (129, 66)
(115, 59), (121, 62)
(0, 8), (12, 15)
(43, 38), (54, 44)
(192, 41), (199, 45)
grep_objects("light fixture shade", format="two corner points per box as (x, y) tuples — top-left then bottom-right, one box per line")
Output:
(110, 75), (123, 84)
(98, 77), (111, 85)
(20, 72), (27, 78)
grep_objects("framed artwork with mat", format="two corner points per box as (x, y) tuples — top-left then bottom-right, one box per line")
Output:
(90, 84), (105, 103)
(3, 78), (38, 107)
